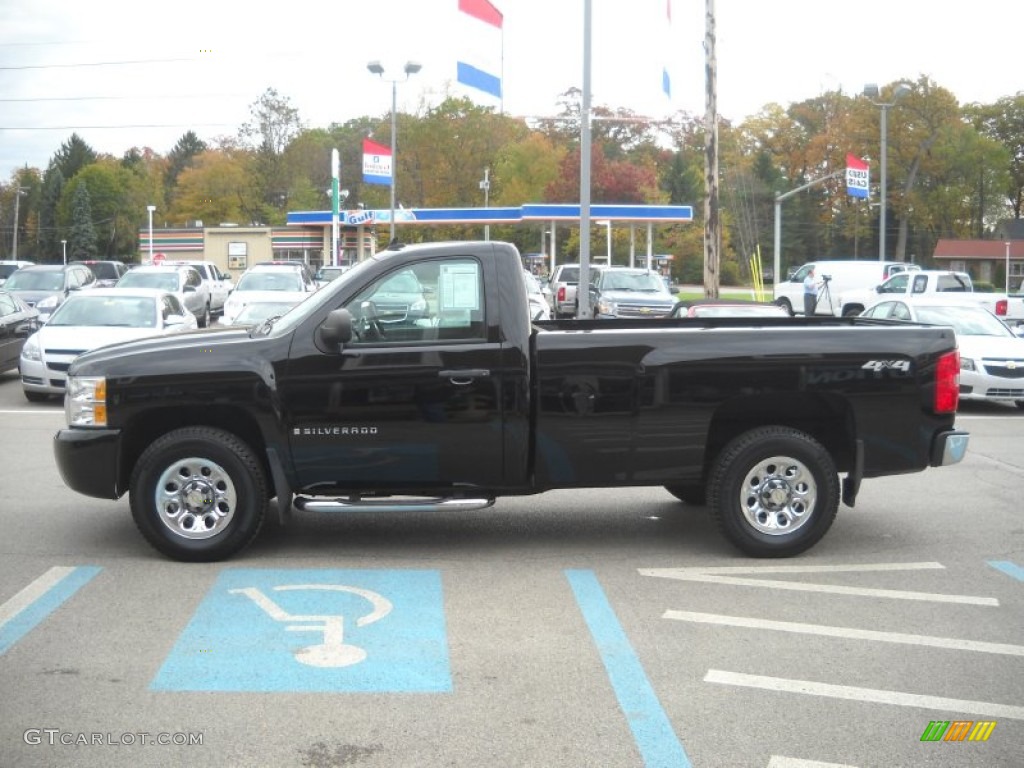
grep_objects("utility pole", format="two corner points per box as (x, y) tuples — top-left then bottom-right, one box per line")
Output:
(702, 0), (720, 298)
(12, 186), (26, 260)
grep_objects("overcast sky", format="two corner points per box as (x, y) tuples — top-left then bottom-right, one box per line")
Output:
(2, 0), (1022, 182)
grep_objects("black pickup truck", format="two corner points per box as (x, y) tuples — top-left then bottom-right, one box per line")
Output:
(54, 241), (969, 562)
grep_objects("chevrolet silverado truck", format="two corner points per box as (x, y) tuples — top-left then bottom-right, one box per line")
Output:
(54, 240), (970, 562)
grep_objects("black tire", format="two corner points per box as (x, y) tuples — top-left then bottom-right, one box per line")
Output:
(707, 426), (839, 557)
(842, 305), (863, 318)
(129, 426), (267, 562)
(24, 390), (50, 403)
(200, 303), (212, 328)
(664, 484), (707, 505)
(1016, 401), (1024, 410)
(774, 298), (793, 316)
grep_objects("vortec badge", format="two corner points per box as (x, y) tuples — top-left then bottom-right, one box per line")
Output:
(293, 426), (379, 436)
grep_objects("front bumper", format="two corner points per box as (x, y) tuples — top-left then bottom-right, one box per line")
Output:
(20, 356), (67, 395)
(930, 429), (970, 467)
(53, 427), (123, 499)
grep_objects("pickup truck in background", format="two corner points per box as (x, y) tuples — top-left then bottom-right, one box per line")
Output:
(54, 241), (969, 563)
(838, 269), (1024, 323)
(547, 263), (608, 318)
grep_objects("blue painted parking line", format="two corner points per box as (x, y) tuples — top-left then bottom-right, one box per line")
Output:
(0, 566), (101, 655)
(988, 560), (1024, 582)
(565, 569), (691, 768)
(152, 568), (451, 692)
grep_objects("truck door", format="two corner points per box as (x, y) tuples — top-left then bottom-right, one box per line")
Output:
(282, 256), (505, 491)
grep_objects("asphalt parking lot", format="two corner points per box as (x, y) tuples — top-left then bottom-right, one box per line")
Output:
(0, 369), (1021, 767)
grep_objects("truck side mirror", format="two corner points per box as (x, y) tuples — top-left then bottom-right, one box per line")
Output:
(318, 308), (354, 348)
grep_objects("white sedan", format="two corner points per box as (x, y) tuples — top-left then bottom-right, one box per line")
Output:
(860, 298), (1024, 409)
(220, 266), (315, 325)
(19, 288), (197, 402)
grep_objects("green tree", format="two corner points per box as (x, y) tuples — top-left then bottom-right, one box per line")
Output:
(67, 182), (98, 258)
(966, 94), (1024, 220)
(38, 166), (65, 260)
(50, 134), (97, 181)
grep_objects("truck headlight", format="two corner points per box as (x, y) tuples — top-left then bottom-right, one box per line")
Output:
(960, 358), (976, 372)
(65, 376), (107, 427)
(21, 334), (41, 362)
(36, 295), (59, 310)
(597, 299), (617, 316)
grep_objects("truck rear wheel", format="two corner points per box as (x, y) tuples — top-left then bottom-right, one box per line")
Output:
(129, 427), (267, 562)
(708, 426), (839, 557)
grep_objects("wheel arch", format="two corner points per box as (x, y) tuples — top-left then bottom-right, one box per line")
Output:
(701, 393), (856, 481)
(118, 405), (272, 497)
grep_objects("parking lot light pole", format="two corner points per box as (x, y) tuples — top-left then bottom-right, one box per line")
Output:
(367, 60), (421, 243)
(61, 239), (67, 265)
(146, 205), (156, 263)
(863, 83), (911, 261)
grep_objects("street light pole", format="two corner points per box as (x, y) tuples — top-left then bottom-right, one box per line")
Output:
(61, 239), (67, 265)
(479, 167), (490, 241)
(1006, 241), (1012, 294)
(864, 83), (911, 261)
(146, 205), (156, 263)
(367, 60), (421, 244)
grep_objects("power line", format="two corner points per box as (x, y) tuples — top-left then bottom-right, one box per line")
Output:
(0, 57), (196, 71)
(0, 123), (237, 130)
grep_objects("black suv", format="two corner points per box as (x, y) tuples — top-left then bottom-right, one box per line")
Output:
(72, 260), (129, 288)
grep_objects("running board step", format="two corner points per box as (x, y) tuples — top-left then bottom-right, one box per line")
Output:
(293, 496), (495, 514)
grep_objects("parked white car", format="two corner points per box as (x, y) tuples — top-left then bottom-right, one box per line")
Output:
(19, 288), (197, 401)
(220, 263), (316, 325)
(163, 260), (234, 314)
(115, 264), (213, 327)
(523, 269), (551, 321)
(860, 298), (1024, 409)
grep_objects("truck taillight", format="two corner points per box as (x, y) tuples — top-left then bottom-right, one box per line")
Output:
(995, 299), (1008, 316)
(557, 286), (566, 302)
(934, 350), (960, 414)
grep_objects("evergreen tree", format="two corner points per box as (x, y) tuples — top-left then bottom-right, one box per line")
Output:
(51, 133), (97, 181)
(38, 165), (65, 259)
(68, 182), (98, 258)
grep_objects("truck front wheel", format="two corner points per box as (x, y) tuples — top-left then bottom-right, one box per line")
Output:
(708, 426), (839, 557)
(129, 427), (267, 562)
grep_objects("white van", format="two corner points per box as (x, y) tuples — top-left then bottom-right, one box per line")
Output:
(774, 260), (920, 316)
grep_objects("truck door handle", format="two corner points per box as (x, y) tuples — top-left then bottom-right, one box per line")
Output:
(440, 369), (490, 385)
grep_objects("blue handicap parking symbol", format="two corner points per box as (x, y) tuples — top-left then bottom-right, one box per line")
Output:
(151, 569), (451, 692)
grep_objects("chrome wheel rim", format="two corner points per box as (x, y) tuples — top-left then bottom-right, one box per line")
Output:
(740, 454), (816, 535)
(155, 456), (237, 540)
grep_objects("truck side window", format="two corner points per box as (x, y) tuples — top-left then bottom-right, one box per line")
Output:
(344, 257), (485, 344)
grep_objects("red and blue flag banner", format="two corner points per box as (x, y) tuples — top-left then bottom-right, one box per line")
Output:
(846, 153), (870, 198)
(363, 138), (392, 186)
(456, 0), (503, 100)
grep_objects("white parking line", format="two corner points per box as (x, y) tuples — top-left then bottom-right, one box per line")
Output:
(705, 670), (1024, 720)
(640, 563), (999, 606)
(663, 610), (1024, 656)
(0, 409), (63, 415)
(768, 757), (858, 768)
(0, 567), (77, 626)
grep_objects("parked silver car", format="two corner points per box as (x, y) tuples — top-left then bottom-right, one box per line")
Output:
(115, 265), (213, 326)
